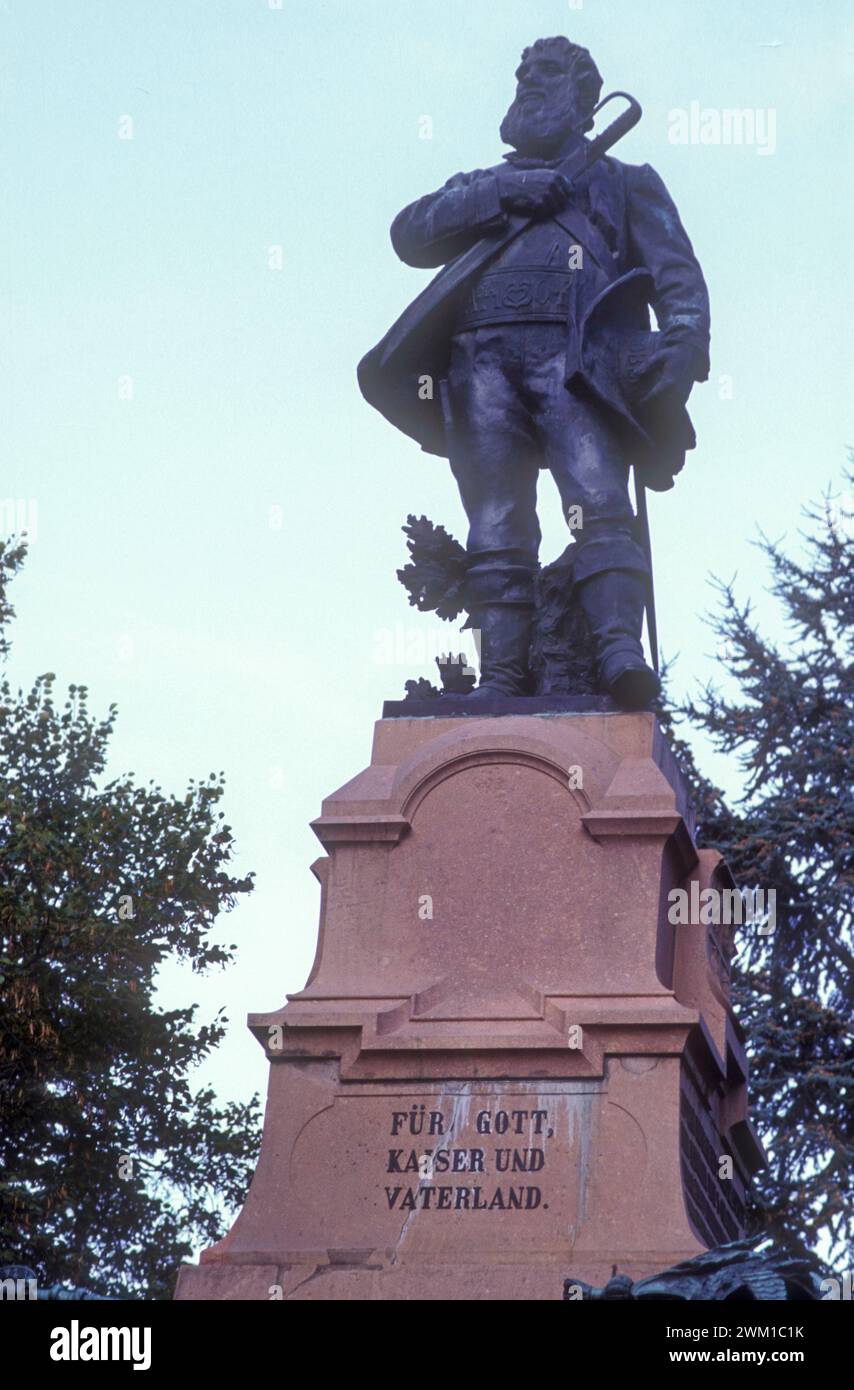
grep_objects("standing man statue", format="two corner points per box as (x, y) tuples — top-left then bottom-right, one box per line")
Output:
(359, 37), (710, 708)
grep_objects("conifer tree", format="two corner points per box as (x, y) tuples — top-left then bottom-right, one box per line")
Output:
(663, 473), (853, 1264)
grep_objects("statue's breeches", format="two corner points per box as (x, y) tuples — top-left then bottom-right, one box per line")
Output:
(444, 324), (648, 607)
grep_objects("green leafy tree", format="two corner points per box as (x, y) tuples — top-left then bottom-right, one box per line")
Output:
(662, 473), (853, 1264)
(0, 539), (261, 1299)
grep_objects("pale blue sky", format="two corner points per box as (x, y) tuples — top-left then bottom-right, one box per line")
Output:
(2, 0), (852, 1125)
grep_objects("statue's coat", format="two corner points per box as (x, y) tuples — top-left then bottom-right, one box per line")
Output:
(358, 153), (710, 490)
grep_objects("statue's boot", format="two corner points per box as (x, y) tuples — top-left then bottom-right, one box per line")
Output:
(576, 568), (660, 709)
(465, 603), (534, 699)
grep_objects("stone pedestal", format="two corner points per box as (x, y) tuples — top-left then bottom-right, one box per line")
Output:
(174, 710), (763, 1301)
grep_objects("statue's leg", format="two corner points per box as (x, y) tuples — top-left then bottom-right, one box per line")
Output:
(527, 327), (660, 707)
(445, 328), (539, 696)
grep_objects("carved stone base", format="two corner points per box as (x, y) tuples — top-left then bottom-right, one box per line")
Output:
(384, 693), (619, 718)
(175, 711), (763, 1301)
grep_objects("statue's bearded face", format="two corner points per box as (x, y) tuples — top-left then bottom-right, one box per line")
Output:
(500, 50), (584, 158)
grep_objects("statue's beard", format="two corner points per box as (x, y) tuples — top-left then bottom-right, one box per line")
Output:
(500, 90), (580, 159)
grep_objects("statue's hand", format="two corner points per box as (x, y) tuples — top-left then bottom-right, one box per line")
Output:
(496, 167), (571, 216)
(632, 343), (697, 412)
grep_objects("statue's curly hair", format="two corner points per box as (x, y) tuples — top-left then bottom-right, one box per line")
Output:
(521, 37), (603, 132)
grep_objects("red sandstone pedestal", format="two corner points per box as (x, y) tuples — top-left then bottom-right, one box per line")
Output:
(175, 710), (762, 1301)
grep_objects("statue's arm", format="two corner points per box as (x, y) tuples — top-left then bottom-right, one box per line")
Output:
(626, 163), (711, 381)
(390, 169), (508, 268)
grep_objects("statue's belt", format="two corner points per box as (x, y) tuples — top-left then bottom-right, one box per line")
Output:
(454, 266), (574, 330)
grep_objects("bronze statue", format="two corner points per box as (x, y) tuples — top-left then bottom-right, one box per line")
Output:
(360, 37), (710, 709)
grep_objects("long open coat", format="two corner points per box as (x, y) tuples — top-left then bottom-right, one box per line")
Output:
(357, 152), (710, 491)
